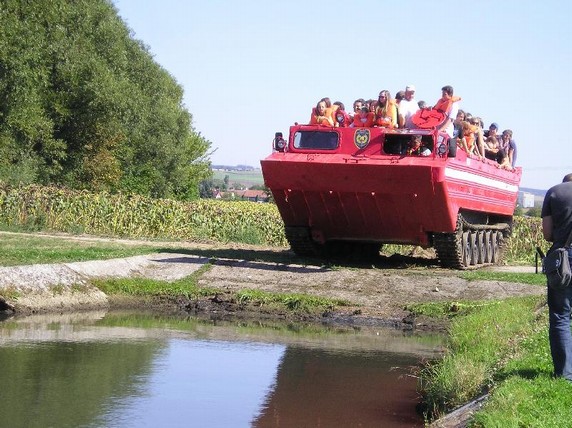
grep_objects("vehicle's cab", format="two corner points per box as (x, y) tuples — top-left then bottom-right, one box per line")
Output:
(272, 126), (456, 159)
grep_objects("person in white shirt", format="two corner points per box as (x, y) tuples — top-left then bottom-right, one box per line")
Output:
(399, 85), (419, 129)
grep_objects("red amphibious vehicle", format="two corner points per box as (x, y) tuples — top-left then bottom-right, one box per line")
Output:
(261, 116), (522, 269)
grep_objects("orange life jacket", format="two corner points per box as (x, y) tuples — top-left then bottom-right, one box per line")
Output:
(352, 111), (375, 128)
(462, 122), (478, 151)
(433, 95), (462, 115)
(310, 108), (334, 126)
(374, 100), (397, 128)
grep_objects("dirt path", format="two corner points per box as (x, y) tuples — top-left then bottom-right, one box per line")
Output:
(0, 233), (545, 328)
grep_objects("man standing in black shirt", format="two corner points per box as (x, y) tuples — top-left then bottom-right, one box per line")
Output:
(542, 173), (572, 380)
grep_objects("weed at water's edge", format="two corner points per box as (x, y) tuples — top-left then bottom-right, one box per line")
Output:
(418, 295), (544, 421)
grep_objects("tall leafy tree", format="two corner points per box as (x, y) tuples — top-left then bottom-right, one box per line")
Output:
(0, 0), (211, 199)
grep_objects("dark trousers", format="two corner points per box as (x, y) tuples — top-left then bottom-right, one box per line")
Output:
(548, 253), (572, 380)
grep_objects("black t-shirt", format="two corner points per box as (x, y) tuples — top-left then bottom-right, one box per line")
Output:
(541, 181), (572, 247)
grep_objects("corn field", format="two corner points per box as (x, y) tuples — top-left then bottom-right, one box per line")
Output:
(0, 183), (287, 246)
(0, 183), (545, 264)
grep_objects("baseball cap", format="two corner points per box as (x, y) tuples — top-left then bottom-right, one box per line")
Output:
(406, 85), (415, 92)
(490, 122), (499, 129)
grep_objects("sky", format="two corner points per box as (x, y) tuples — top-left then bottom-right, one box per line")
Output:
(112, 0), (572, 190)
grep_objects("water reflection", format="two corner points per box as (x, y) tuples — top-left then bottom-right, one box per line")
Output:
(0, 312), (443, 428)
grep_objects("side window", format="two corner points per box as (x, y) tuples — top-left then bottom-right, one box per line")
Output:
(293, 131), (339, 150)
(382, 134), (409, 155)
(382, 134), (434, 156)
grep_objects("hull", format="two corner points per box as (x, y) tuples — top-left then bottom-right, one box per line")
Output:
(261, 125), (521, 268)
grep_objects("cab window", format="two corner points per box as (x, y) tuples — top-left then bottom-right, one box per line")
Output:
(293, 131), (339, 150)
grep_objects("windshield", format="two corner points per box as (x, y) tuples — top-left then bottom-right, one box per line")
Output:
(293, 131), (339, 150)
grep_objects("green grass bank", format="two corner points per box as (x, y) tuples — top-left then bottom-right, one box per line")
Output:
(411, 292), (572, 427)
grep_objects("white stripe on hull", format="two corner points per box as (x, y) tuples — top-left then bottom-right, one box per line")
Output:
(445, 167), (519, 193)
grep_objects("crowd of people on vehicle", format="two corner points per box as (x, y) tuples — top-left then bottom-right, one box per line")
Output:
(308, 84), (517, 170)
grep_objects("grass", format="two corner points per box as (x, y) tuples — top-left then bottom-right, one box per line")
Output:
(94, 274), (348, 315)
(418, 295), (545, 420)
(461, 270), (546, 286)
(406, 271), (545, 320)
(413, 293), (572, 428)
(405, 300), (503, 320)
(235, 289), (350, 312)
(211, 170), (264, 188)
(470, 327), (572, 427)
(0, 231), (161, 266)
(94, 264), (215, 298)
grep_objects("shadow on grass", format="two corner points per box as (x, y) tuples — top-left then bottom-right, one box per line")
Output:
(496, 367), (552, 381)
(152, 247), (441, 271)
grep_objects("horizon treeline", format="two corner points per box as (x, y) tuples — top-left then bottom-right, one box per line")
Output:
(0, 0), (211, 200)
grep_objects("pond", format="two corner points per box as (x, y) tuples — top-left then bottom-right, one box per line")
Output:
(0, 311), (444, 428)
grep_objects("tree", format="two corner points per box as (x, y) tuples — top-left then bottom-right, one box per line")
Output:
(526, 206), (542, 218)
(0, 0), (211, 200)
(198, 179), (214, 199)
(249, 184), (267, 191)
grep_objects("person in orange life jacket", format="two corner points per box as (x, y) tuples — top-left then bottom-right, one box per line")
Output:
(332, 101), (350, 127)
(374, 90), (397, 128)
(404, 135), (431, 156)
(457, 120), (483, 158)
(349, 98), (366, 125)
(310, 97), (334, 123)
(352, 106), (375, 128)
(460, 117), (485, 158)
(362, 99), (377, 122)
(310, 100), (334, 126)
(435, 85), (461, 138)
(321, 97), (335, 123)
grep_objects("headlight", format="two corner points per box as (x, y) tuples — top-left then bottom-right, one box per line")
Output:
(275, 137), (286, 150)
(273, 132), (286, 152)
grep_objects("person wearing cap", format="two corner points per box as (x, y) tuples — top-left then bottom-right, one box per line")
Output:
(399, 85), (419, 129)
(484, 122), (499, 139)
